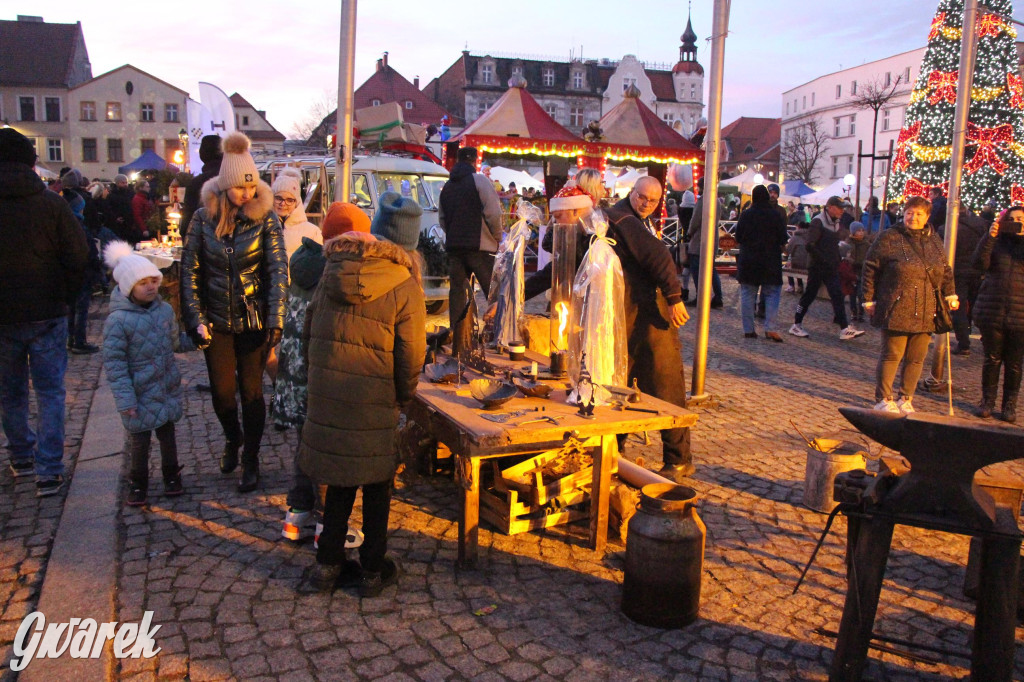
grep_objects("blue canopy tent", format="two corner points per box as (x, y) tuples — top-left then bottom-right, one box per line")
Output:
(783, 179), (815, 197)
(118, 150), (177, 175)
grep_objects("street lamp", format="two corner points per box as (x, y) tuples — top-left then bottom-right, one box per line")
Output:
(178, 128), (189, 173)
(843, 173), (857, 197)
(752, 172), (764, 185)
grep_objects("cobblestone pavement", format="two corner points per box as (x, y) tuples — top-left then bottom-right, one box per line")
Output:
(6, 279), (1024, 681)
(0, 307), (105, 676)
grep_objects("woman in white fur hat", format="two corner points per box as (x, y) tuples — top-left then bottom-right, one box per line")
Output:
(180, 131), (288, 493)
(271, 167), (322, 265)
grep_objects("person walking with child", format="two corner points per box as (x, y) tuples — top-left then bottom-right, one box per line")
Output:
(102, 241), (195, 505)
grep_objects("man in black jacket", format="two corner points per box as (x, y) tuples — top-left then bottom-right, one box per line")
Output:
(0, 129), (89, 496)
(107, 174), (134, 241)
(438, 146), (503, 352)
(606, 177), (694, 481)
(789, 196), (865, 340)
(179, 135), (222, 233)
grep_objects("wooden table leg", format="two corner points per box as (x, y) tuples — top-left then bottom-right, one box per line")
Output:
(971, 508), (1021, 682)
(457, 456), (481, 568)
(589, 435), (616, 554)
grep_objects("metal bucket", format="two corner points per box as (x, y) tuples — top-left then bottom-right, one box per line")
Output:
(802, 438), (867, 513)
(622, 483), (705, 629)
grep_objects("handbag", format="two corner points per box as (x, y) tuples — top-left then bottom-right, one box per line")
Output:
(932, 287), (954, 334)
(226, 240), (263, 333)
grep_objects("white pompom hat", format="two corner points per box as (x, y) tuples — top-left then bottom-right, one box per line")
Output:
(104, 241), (162, 297)
(271, 167), (302, 202)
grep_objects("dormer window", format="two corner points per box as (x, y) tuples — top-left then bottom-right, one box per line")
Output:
(572, 71), (583, 89)
(405, 101), (413, 109)
(744, 144), (755, 154)
(543, 68), (555, 87)
(371, 99), (381, 106)
(481, 63), (494, 84)
(511, 65), (523, 77)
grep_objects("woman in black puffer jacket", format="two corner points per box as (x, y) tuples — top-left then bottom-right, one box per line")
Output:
(181, 132), (288, 492)
(735, 185), (789, 341)
(971, 206), (1024, 422)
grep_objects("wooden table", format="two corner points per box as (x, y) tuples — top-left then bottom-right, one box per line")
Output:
(406, 349), (698, 566)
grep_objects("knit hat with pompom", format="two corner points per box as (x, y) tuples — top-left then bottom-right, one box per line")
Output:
(104, 241), (162, 297)
(216, 132), (259, 190)
(271, 167), (302, 202)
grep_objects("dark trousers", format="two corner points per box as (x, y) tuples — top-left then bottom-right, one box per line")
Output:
(795, 266), (849, 329)
(317, 478), (393, 573)
(67, 273), (96, 347)
(286, 422), (326, 512)
(621, 302), (691, 467)
(980, 325), (1024, 408)
(688, 251), (722, 302)
(127, 422), (178, 489)
(203, 330), (268, 457)
(448, 250), (495, 352)
(952, 276), (979, 351)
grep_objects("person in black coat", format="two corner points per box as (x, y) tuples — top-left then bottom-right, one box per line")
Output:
(736, 185), (789, 341)
(179, 135), (222, 236)
(971, 207), (1024, 422)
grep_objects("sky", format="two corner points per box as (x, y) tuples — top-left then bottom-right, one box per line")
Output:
(7, 0), (1024, 139)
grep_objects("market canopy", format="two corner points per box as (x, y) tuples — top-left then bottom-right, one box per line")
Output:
(447, 76), (586, 161)
(591, 85), (702, 166)
(118, 150), (176, 175)
(489, 166), (544, 191)
(783, 179), (816, 197)
(800, 177), (881, 206)
(719, 168), (764, 194)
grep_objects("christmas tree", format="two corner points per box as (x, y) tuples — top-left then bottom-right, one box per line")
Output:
(888, 0), (1024, 211)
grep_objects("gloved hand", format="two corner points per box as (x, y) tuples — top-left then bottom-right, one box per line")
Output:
(266, 328), (282, 349)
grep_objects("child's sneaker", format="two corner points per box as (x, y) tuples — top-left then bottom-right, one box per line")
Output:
(282, 509), (314, 541)
(839, 326), (865, 340)
(36, 475), (64, 497)
(313, 522), (324, 549)
(873, 399), (900, 414)
(163, 467), (184, 497)
(788, 323), (809, 338)
(896, 397), (915, 414)
(126, 485), (147, 507)
(9, 459), (33, 478)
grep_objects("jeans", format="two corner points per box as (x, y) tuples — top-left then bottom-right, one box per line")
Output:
(979, 325), (1024, 408)
(448, 251), (495, 353)
(318, 477), (393, 572)
(203, 330), (268, 458)
(688, 251), (722, 302)
(67, 275), (95, 347)
(0, 318), (69, 476)
(795, 267), (849, 329)
(127, 421), (179, 489)
(875, 331), (932, 402)
(740, 284), (782, 333)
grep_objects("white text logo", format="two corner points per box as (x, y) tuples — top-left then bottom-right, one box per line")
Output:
(11, 611), (161, 671)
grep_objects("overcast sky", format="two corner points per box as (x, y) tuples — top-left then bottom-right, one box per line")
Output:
(8, 0), (1022, 138)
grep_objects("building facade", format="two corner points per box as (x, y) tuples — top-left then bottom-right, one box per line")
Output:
(0, 16), (92, 173)
(231, 93), (286, 153)
(68, 65), (188, 180)
(718, 117), (781, 180)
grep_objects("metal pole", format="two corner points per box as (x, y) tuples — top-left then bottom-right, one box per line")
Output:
(882, 139), (894, 209)
(334, 0), (358, 204)
(855, 139), (863, 218)
(690, 0), (730, 402)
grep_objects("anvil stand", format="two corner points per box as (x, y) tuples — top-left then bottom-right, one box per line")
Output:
(828, 408), (1024, 682)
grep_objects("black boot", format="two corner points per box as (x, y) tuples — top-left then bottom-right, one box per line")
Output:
(238, 452), (260, 493)
(220, 442), (239, 474)
(1001, 393), (1018, 424)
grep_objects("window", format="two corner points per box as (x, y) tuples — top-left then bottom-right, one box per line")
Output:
(845, 155), (854, 175)
(744, 144), (755, 154)
(46, 138), (62, 162)
(885, 72), (892, 87)
(572, 71), (583, 89)
(811, 92), (815, 106)
(802, 95), (806, 109)
(904, 67), (911, 84)
(569, 106), (584, 127)
(622, 76), (637, 92)
(690, 83), (697, 100)
(140, 139), (155, 154)
(543, 68), (555, 87)
(44, 97), (61, 122)
(164, 103), (179, 122)
(851, 80), (858, 95)
(833, 117), (842, 137)
(107, 138), (123, 162)
(19, 96), (35, 121)
(544, 103), (557, 118)
(662, 113), (673, 123)
(371, 98), (381, 106)
(106, 102), (122, 121)
(786, 102), (790, 115)
(81, 138), (97, 162)
(405, 101), (413, 110)
(241, 115), (250, 126)
(140, 103), (154, 122)
(848, 115), (856, 136)
(882, 108), (891, 131)
(477, 100), (490, 118)
(831, 155), (841, 179)
(511, 66), (523, 77)
(80, 101), (96, 121)
(481, 63), (493, 84)
(836, 84), (842, 99)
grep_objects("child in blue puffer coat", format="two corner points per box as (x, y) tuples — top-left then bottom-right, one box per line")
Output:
(102, 241), (195, 506)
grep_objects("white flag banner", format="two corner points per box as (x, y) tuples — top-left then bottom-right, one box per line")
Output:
(185, 83), (237, 175)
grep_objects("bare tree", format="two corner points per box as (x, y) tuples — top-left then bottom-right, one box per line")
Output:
(780, 117), (831, 185)
(292, 89), (338, 143)
(850, 76), (903, 207)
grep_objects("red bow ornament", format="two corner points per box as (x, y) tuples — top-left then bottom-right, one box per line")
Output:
(965, 122), (1013, 175)
(1008, 74), (1024, 109)
(904, 178), (948, 199)
(927, 70), (959, 105)
(1011, 185), (1024, 204)
(893, 122), (921, 173)
(977, 12), (1004, 39)
(929, 13), (946, 41)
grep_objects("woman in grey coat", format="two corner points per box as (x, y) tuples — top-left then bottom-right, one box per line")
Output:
(861, 195), (957, 414)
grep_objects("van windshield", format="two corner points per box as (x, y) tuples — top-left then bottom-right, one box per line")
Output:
(422, 176), (447, 207)
(375, 173), (433, 209)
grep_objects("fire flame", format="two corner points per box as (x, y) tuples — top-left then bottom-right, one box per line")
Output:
(555, 301), (569, 347)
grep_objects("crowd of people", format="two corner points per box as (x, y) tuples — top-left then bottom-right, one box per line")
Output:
(2, 124), (1023, 600)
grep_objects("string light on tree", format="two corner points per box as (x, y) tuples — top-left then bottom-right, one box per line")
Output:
(889, 0), (1024, 211)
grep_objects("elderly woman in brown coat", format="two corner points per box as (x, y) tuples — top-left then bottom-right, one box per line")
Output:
(298, 195), (425, 598)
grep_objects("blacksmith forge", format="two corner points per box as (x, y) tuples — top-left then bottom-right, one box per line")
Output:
(829, 407), (1024, 682)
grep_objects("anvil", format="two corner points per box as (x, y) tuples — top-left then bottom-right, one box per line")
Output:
(840, 407), (1024, 531)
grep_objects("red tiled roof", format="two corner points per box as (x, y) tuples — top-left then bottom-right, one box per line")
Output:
(356, 65), (450, 125)
(459, 83), (581, 142)
(0, 19), (86, 87)
(721, 117), (781, 163)
(600, 93), (699, 152)
(230, 92), (254, 108)
(647, 71), (677, 101)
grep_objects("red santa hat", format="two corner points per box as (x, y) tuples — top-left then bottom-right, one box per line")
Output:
(549, 185), (593, 212)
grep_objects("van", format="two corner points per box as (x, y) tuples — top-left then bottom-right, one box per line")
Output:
(257, 154), (451, 313)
